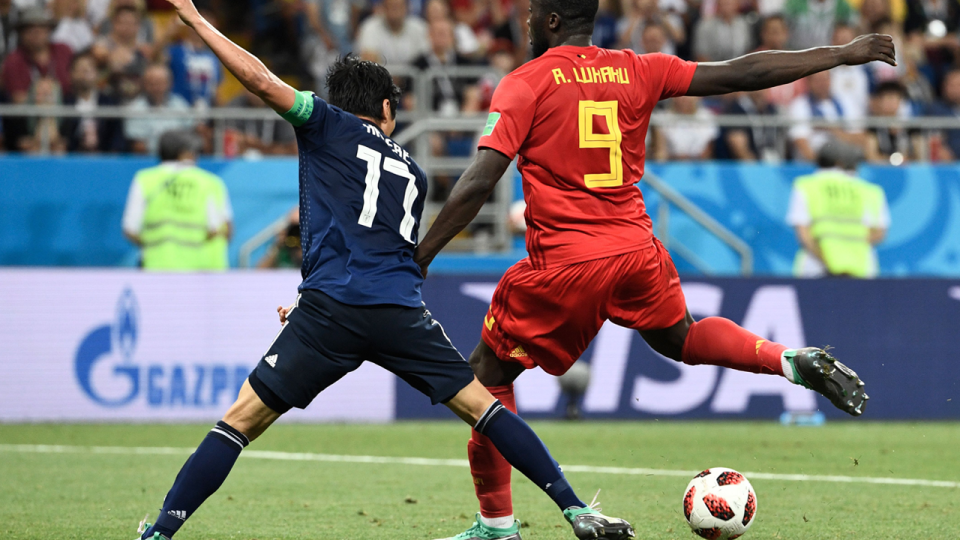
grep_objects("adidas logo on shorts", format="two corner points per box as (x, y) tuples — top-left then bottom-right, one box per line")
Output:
(264, 354), (278, 367)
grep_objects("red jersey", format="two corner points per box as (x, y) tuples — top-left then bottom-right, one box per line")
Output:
(478, 46), (697, 268)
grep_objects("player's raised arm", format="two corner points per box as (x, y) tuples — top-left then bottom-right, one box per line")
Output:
(414, 149), (513, 275)
(686, 33), (896, 97)
(163, 0), (295, 113)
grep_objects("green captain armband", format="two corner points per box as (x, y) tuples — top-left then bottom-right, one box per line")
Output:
(281, 90), (315, 127)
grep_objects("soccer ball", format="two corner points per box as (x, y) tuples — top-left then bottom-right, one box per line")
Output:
(682, 467), (757, 539)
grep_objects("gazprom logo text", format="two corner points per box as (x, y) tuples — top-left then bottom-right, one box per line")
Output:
(74, 289), (250, 408)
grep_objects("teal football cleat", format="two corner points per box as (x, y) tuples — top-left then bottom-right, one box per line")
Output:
(135, 514), (169, 540)
(433, 513), (522, 540)
(563, 492), (635, 540)
(785, 347), (869, 416)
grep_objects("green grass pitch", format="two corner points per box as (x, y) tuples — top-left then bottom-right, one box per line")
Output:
(1, 421), (958, 539)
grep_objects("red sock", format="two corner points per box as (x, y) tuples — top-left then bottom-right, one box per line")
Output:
(468, 384), (516, 518)
(681, 317), (787, 376)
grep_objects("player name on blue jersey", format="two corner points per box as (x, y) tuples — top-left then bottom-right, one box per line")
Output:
(287, 92), (428, 308)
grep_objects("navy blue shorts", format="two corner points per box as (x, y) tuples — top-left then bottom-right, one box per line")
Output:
(248, 289), (475, 413)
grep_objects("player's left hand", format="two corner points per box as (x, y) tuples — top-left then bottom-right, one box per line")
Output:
(839, 33), (896, 67)
(277, 304), (294, 324)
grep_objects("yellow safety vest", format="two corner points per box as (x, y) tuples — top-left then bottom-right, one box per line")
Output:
(793, 171), (883, 278)
(135, 165), (224, 271)
(199, 177), (230, 270)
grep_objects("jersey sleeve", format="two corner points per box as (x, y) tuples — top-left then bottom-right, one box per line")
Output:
(633, 52), (698, 101)
(280, 90), (329, 149)
(280, 90), (327, 128)
(477, 75), (537, 159)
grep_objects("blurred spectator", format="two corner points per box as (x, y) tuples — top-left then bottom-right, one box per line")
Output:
(60, 51), (125, 152)
(123, 129), (232, 271)
(299, 0), (340, 90)
(161, 15), (222, 107)
(720, 89), (785, 162)
(412, 16), (478, 115)
(124, 63), (194, 154)
(784, 0), (856, 50)
(787, 70), (863, 162)
(640, 20), (668, 53)
(86, 0), (111, 32)
(787, 142), (889, 278)
(91, 4), (149, 78)
(109, 59), (142, 103)
(864, 81), (919, 163)
(249, 0), (306, 80)
(0, 0), (15, 61)
(857, 0), (898, 34)
(618, 0), (685, 56)
(928, 68), (960, 160)
(904, 0), (960, 90)
(424, 0), (479, 57)
(491, 0), (532, 66)
(1, 7), (73, 103)
(315, 0), (362, 54)
(829, 24), (870, 119)
(357, 0), (429, 71)
(258, 208), (302, 269)
(756, 14), (806, 108)
(17, 76), (67, 153)
(98, 0), (154, 45)
(867, 17), (906, 84)
(593, 0), (621, 49)
(653, 95), (718, 161)
(51, 0), (95, 53)
(224, 88), (297, 156)
(693, 0), (753, 61)
(476, 38), (516, 111)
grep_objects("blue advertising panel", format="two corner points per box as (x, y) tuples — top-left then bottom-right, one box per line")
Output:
(3, 158), (960, 276)
(400, 275), (960, 420)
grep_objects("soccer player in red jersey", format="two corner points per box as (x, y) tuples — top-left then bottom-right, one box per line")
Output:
(416, 1), (893, 538)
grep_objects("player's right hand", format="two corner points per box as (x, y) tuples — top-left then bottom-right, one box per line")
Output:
(163, 0), (201, 26)
(839, 33), (896, 67)
(277, 304), (294, 325)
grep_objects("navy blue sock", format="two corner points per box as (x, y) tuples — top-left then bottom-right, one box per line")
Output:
(474, 400), (586, 511)
(143, 421), (249, 539)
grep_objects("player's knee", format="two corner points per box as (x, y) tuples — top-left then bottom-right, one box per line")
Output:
(445, 378), (496, 425)
(221, 380), (282, 442)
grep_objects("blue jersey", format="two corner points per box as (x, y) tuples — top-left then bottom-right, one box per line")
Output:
(284, 91), (428, 307)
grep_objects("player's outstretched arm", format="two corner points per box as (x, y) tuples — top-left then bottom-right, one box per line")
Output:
(163, 0), (295, 113)
(686, 33), (896, 96)
(414, 149), (513, 275)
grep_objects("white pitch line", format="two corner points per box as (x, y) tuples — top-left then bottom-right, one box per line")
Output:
(1, 444), (957, 489)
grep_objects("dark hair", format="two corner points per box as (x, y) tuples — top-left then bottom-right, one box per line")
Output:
(159, 130), (201, 161)
(326, 55), (401, 122)
(541, 0), (599, 33)
(112, 5), (139, 19)
(873, 80), (905, 98)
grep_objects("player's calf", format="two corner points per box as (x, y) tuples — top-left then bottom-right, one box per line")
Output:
(137, 380), (281, 539)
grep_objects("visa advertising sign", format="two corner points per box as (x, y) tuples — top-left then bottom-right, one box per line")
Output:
(0, 270), (956, 421)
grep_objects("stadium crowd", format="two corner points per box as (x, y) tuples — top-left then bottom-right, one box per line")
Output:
(2, 0), (960, 162)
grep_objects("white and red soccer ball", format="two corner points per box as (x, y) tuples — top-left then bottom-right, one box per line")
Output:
(682, 467), (757, 540)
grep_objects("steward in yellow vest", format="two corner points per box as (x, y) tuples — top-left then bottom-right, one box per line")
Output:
(122, 130), (233, 270)
(786, 144), (889, 278)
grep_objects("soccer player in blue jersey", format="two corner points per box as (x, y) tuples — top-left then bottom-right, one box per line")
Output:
(136, 1), (635, 540)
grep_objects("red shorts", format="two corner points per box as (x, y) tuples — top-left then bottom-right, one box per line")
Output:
(481, 241), (686, 376)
